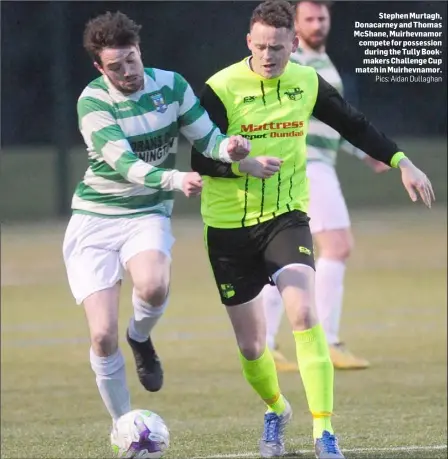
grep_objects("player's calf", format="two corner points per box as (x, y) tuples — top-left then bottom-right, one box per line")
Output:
(127, 290), (167, 392)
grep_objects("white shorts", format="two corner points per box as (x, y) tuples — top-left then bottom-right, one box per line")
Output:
(62, 213), (174, 305)
(307, 161), (351, 234)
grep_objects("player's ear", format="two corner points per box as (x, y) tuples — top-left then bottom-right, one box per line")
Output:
(292, 34), (299, 53)
(246, 33), (252, 51)
(94, 61), (105, 75)
(136, 44), (141, 56)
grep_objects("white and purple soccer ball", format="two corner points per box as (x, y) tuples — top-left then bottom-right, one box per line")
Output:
(112, 409), (170, 458)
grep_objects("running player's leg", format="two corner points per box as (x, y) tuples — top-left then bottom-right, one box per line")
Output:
(63, 214), (131, 426)
(264, 211), (344, 458)
(120, 214), (175, 392)
(263, 284), (282, 351)
(262, 283), (297, 372)
(308, 162), (369, 369)
(205, 224), (292, 458)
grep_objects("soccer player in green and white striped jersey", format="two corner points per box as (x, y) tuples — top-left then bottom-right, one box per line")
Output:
(263, 1), (390, 371)
(62, 11), (250, 447)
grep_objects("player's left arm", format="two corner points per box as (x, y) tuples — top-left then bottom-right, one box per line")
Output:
(175, 73), (249, 163)
(312, 74), (435, 207)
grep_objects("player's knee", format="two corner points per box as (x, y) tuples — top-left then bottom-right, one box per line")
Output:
(90, 329), (118, 357)
(134, 282), (169, 308)
(331, 243), (352, 261)
(238, 339), (265, 360)
(321, 232), (354, 261)
(290, 309), (317, 331)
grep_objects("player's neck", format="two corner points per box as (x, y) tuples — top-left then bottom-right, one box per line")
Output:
(298, 40), (326, 54)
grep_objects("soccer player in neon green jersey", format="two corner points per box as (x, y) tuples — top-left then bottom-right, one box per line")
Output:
(62, 11), (250, 446)
(191, 1), (434, 457)
(264, 0), (390, 372)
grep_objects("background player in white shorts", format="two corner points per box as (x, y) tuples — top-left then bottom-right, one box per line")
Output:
(62, 11), (250, 439)
(263, 0), (391, 371)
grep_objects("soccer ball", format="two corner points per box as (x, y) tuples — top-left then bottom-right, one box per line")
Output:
(112, 409), (170, 458)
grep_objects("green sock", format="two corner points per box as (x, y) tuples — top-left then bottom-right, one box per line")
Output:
(239, 346), (286, 415)
(293, 325), (334, 439)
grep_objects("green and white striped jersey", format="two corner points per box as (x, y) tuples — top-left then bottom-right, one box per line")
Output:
(73, 68), (230, 217)
(290, 47), (366, 167)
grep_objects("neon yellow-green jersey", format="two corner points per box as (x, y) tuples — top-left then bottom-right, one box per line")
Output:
(191, 57), (406, 229)
(201, 59), (318, 228)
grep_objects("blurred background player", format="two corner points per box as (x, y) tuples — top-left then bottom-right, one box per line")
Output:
(62, 11), (249, 444)
(263, 0), (391, 371)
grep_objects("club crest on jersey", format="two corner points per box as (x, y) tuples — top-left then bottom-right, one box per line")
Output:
(284, 87), (304, 101)
(151, 92), (168, 113)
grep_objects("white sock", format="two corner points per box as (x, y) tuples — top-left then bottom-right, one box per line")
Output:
(262, 284), (284, 350)
(128, 290), (168, 343)
(314, 258), (346, 345)
(89, 348), (131, 421)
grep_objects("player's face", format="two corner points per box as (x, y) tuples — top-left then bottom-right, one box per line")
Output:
(247, 23), (298, 79)
(95, 45), (144, 94)
(295, 2), (330, 50)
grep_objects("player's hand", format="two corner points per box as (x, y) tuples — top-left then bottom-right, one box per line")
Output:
(182, 172), (203, 197)
(399, 158), (435, 208)
(226, 135), (251, 161)
(363, 156), (390, 173)
(238, 156), (283, 179)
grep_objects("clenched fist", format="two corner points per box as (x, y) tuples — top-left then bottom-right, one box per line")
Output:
(182, 172), (203, 197)
(226, 135), (251, 161)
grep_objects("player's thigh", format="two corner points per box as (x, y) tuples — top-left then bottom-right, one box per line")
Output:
(307, 161), (351, 234)
(121, 215), (174, 304)
(62, 214), (124, 306)
(264, 211), (315, 275)
(205, 225), (268, 307)
(83, 283), (121, 356)
(263, 212), (317, 330)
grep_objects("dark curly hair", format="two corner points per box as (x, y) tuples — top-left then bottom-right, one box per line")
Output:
(83, 11), (142, 65)
(250, 0), (295, 31)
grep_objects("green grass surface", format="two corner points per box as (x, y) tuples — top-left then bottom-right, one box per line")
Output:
(1, 210), (447, 458)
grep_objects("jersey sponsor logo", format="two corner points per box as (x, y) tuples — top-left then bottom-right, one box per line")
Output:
(150, 92), (168, 113)
(131, 134), (175, 165)
(284, 87), (304, 101)
(240, 120), (304, 140)
(241, 121), (304, 132)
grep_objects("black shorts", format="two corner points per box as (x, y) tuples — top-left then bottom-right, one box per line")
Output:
(205, 210), (315, 306)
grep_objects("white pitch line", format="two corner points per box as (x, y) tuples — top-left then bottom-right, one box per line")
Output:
(193, 444), (447, 459)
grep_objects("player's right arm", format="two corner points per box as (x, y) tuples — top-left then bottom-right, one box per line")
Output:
(190, 85), (281, 179)
(78, 93), (194, 193)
